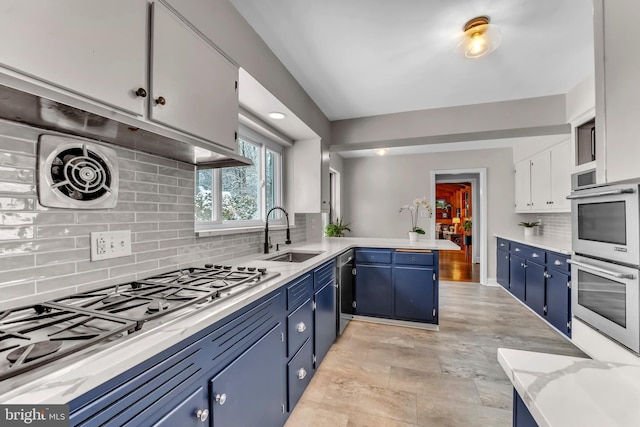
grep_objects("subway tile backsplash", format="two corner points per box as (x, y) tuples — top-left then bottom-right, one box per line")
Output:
(0, 122), (306, 309)
(537, 212), (572, 241)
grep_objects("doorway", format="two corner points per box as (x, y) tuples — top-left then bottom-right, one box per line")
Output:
(430, 169), (487, 284)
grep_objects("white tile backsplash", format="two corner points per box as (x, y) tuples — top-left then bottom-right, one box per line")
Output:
(530, 212), (572, 241)
(0, 122), (306, 309)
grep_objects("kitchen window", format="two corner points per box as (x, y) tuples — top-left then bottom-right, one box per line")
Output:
(195, 126), (283, 229)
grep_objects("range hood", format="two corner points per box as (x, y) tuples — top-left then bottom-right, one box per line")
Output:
(0, 84), (252, 168)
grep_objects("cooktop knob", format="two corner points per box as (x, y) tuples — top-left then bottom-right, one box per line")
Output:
(258, 268), (267, 275)
(237, 266), (246, 271)
(223, 265), (232, 270)
(247, 267), (256, 272)
(204, 263), (213, 268)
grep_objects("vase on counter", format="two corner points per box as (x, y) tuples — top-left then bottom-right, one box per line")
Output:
(408, 231), (419, 242)
(524, 227), (535, 237)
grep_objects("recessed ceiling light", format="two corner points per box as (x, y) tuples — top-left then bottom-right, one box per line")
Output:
(375, 148), (388, 156)
(268, 111), (287, 120)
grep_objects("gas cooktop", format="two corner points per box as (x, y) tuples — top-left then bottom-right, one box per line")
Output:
(0, 263), (280, 381)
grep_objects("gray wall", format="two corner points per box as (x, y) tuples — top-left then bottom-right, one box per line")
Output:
(0, 121), (306, 310)
(342, 147), (522, 278)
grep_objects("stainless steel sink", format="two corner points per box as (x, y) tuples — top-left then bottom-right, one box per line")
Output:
(263, 251), (324, 263)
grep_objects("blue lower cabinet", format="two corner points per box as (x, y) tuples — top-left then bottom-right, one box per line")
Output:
(545, 269), (571, 337)
(287, 339), (313, 411)
(355, 264), (393, 317)
(513, 389), (538, 427)
(497, 248), (510, 289)
(153, 387), (207, 427)
(393, 266), (435, 322)
(287, 298), (313, 357)
(314, 281), (336, 367)
(524, 261), (545, 317)
(510, 254), (526, 301)
(210, 324), (285, 427)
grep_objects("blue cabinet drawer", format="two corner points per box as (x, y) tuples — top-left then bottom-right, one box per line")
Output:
(355, 249), (393, 264)
(286, 274), (312, 310)
(313, 260), (335, 290)
(497, 238), (510, 251)
(394, 251), (434, 266)
(287, 339), (313, 412)
(287, 299), (313, 357)
(511, 243), (545, 263)
(547, 252), (570, 272)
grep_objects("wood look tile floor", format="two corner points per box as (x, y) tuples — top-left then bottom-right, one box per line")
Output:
(285, 281), (586, 427)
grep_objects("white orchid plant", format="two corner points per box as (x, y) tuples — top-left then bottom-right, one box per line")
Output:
(399, 197), (433, 234)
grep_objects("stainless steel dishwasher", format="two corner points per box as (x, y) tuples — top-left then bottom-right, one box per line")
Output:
(336, 249), (354, 335)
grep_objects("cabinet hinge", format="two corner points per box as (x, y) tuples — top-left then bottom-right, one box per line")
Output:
(312, 301), (316, 311)
(432, 308), (436, 317)
(235, 80), (238, 92)
(567, 280), (572, 289)
(313, 354), (317, 364)
(234, 131), (238, 141)
(433, 272), (436, 281)
(567, 320), (572, 330)
(281, 331), (284, 342)
(543, 305), (548, 314)
(352, 268), (356, 276)
(352, 301), (357, 309)
(282, 404), (285, 414)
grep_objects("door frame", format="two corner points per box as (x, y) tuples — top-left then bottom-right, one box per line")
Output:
(430, 168), (488, 285)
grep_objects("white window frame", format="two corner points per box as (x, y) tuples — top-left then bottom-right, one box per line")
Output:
(195, 125), (284, 230)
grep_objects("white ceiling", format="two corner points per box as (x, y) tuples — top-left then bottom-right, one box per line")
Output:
(231, 0), (594, 122)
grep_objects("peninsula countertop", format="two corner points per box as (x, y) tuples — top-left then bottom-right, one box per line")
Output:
(0, 237), (458, 404)
(498, 348), (640, 427)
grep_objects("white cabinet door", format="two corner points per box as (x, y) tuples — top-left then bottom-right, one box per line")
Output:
(150, 2), (238, 150)
(0, 0), (147, 116)
(514, 159), (532, 212)
(530, 151), (551, 212)
(550, 140), (572, 211)
(595, 0), (640, 183)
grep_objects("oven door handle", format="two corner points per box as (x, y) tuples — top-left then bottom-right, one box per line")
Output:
(566, 188), (636, 200)
(567, 259), (635, 279)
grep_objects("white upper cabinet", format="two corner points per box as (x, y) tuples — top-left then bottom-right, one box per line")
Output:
(594, 0), (640, 183)
(150, 2), (238, 150)
(514, 139), (571, 213)
(0, 0), (147, 116)
(514, 159), (532, 212)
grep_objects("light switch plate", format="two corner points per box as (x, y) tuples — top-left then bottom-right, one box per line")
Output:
(90, 230), (132, 261)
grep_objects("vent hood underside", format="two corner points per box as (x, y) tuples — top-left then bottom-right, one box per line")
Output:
(0, 83), (252, 168)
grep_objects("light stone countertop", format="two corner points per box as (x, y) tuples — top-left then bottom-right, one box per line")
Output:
(0, 237), (458, 404)
(498, 348), (640, 427)
(494, 233), (572, 254)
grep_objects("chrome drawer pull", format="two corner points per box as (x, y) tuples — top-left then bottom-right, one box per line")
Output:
(215, 393), (227, 405)
(196, 409), (209, 422)
(297, 367), (307, 380)
(514, 248), (521, 252)
(296, 322), (307, 333)
(532, 253), (540, 258)
(554, 260), (564, 265)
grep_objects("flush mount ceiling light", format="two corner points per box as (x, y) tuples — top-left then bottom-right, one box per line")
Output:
(457, 16), (502, 59)
(375, 148), (388, 156)
(268, 111), (287, 120)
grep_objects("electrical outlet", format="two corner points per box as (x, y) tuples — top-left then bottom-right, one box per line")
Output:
(91, 230), (131, 261)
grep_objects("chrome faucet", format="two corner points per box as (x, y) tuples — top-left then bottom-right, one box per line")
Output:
(264, 206), (291, 254)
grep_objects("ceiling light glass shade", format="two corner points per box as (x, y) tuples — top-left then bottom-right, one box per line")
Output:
(268, 111), (287, 120)
(457, 17), (502, 59)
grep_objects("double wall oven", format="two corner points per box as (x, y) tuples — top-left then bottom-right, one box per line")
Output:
(568, 182), (640, 353)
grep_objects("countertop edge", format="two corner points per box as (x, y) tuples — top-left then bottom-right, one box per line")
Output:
(494, 234), (572, 254)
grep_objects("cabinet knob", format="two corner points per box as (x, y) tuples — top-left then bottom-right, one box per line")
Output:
(532, 253), (540, 258)
(554, 260), (563, 265)
(134, 87), (147, 98)
(155, 96), (167, 105)
(514, 248), (521, 252)
(297, 367), (307, 380)
(296, 322), (307, 333)
(196, 409), (209, 422)
(215, 393), (227, 405)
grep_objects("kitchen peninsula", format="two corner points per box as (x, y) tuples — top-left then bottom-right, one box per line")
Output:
(0, 237), (458, 427)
